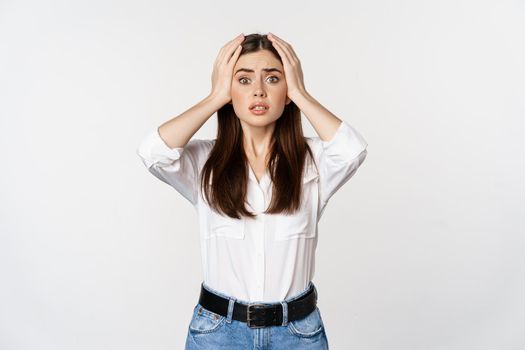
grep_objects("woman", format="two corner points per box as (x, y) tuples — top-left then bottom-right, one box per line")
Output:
(137, 32), (368, 349)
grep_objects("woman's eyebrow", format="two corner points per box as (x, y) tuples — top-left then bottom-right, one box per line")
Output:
(234, 68), (283, 75)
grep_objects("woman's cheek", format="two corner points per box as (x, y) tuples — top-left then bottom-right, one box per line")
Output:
(276, 86), (288, 105)
(231, 98), (246, 118)
(230, 89), (242, 108)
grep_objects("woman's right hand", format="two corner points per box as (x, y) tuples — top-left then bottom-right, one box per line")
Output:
(210, 34), (245, 105)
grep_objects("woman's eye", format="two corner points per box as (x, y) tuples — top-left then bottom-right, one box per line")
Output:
(238, 76), (280, 84)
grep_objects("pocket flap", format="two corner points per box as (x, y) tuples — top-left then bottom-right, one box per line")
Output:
(207, 208), (245, 239)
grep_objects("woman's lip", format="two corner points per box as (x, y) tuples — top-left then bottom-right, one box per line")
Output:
(250, 106), (269, 115)
(249, 102), (270, 109)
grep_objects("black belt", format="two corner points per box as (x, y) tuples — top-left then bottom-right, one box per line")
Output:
(198, 282), (318, 328)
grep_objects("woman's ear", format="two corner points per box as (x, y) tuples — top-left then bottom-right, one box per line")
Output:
(285, 96), (291, 105)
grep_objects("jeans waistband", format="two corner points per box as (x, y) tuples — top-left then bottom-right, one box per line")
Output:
(200, 281), (317, 306)
(199, 281), (318, 327)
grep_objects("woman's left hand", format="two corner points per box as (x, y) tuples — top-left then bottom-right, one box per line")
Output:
(267, 33), (308, 100)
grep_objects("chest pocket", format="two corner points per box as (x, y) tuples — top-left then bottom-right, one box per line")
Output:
(207, 207), (246, 240)
(273, 170), (319, 241)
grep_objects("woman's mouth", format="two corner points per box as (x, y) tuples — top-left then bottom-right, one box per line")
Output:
(249, 102), (270, 115)
(250, 106), (269, 115)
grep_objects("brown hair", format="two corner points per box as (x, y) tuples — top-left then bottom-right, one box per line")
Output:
(200, 33), (315, 219)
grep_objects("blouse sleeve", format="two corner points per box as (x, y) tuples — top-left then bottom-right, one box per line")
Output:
(309, 120), (368, 216)
(136, 127), (213, 206)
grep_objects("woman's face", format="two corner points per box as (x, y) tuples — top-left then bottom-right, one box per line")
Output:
(231, 49), (290, 127)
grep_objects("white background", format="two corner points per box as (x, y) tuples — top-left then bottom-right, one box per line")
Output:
(1, 0), (524, 349)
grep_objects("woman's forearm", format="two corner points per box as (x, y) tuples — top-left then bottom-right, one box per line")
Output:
(290, 90), (343, 142)
(158, 93), (228, 149)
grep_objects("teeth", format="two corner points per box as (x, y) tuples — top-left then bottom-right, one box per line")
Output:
(253, 106), (267, 110)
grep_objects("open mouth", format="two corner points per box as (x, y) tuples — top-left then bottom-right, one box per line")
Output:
(249, 102), (270, 114)
(250, 106), (269, 115)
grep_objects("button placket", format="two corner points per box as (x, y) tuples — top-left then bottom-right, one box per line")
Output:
(248, 172), (268, 300)
(254, 215), (265, 296)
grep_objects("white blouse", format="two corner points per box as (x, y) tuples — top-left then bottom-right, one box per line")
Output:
(137, 120), (368, 303)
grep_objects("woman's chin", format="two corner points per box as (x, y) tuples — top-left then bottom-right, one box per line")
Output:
(239, 114), (279, 128)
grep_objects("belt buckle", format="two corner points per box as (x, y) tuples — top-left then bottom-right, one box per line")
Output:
(246, 303), (267, 328)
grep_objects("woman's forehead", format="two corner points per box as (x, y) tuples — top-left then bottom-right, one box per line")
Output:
(234, 50), (282, 70)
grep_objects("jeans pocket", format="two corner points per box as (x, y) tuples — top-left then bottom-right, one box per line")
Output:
(287, 307), (325, 338)
(188, 303), (226, 334)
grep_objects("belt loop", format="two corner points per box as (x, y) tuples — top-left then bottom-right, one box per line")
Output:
(280, 300), (288, 326)
(226, 298), (235, 324)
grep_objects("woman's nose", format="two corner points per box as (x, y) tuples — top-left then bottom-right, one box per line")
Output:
(253, 85), (266, 97)
(253, 80), (266, 97)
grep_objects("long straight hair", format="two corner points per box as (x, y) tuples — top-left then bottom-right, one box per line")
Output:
(200, 34), (315, 219)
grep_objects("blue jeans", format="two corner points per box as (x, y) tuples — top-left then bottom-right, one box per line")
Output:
(185, 281), (329, 349)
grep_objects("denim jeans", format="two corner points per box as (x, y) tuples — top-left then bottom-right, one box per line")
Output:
(184, 281), (329, 349)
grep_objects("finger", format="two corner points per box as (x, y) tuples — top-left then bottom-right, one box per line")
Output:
(227, 43), (243, 66)
(268, 33), (293, 61)
(282, 41), (300, 63)
(224, 37), (244, 65)
(216, 35), (244, 65)
(216, 37), (238, 65)
(215, 38), (234, 63)
(217, 36), (244, 66)
(269, 33), (299, 63)
(269, 36), (293, 65)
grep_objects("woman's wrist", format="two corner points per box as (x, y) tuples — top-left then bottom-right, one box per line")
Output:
(206, 93), (230, 109)
(288, 88), (310, 103)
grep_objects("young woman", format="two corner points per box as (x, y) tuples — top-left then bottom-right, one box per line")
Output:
(137, 32), (368, 349)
